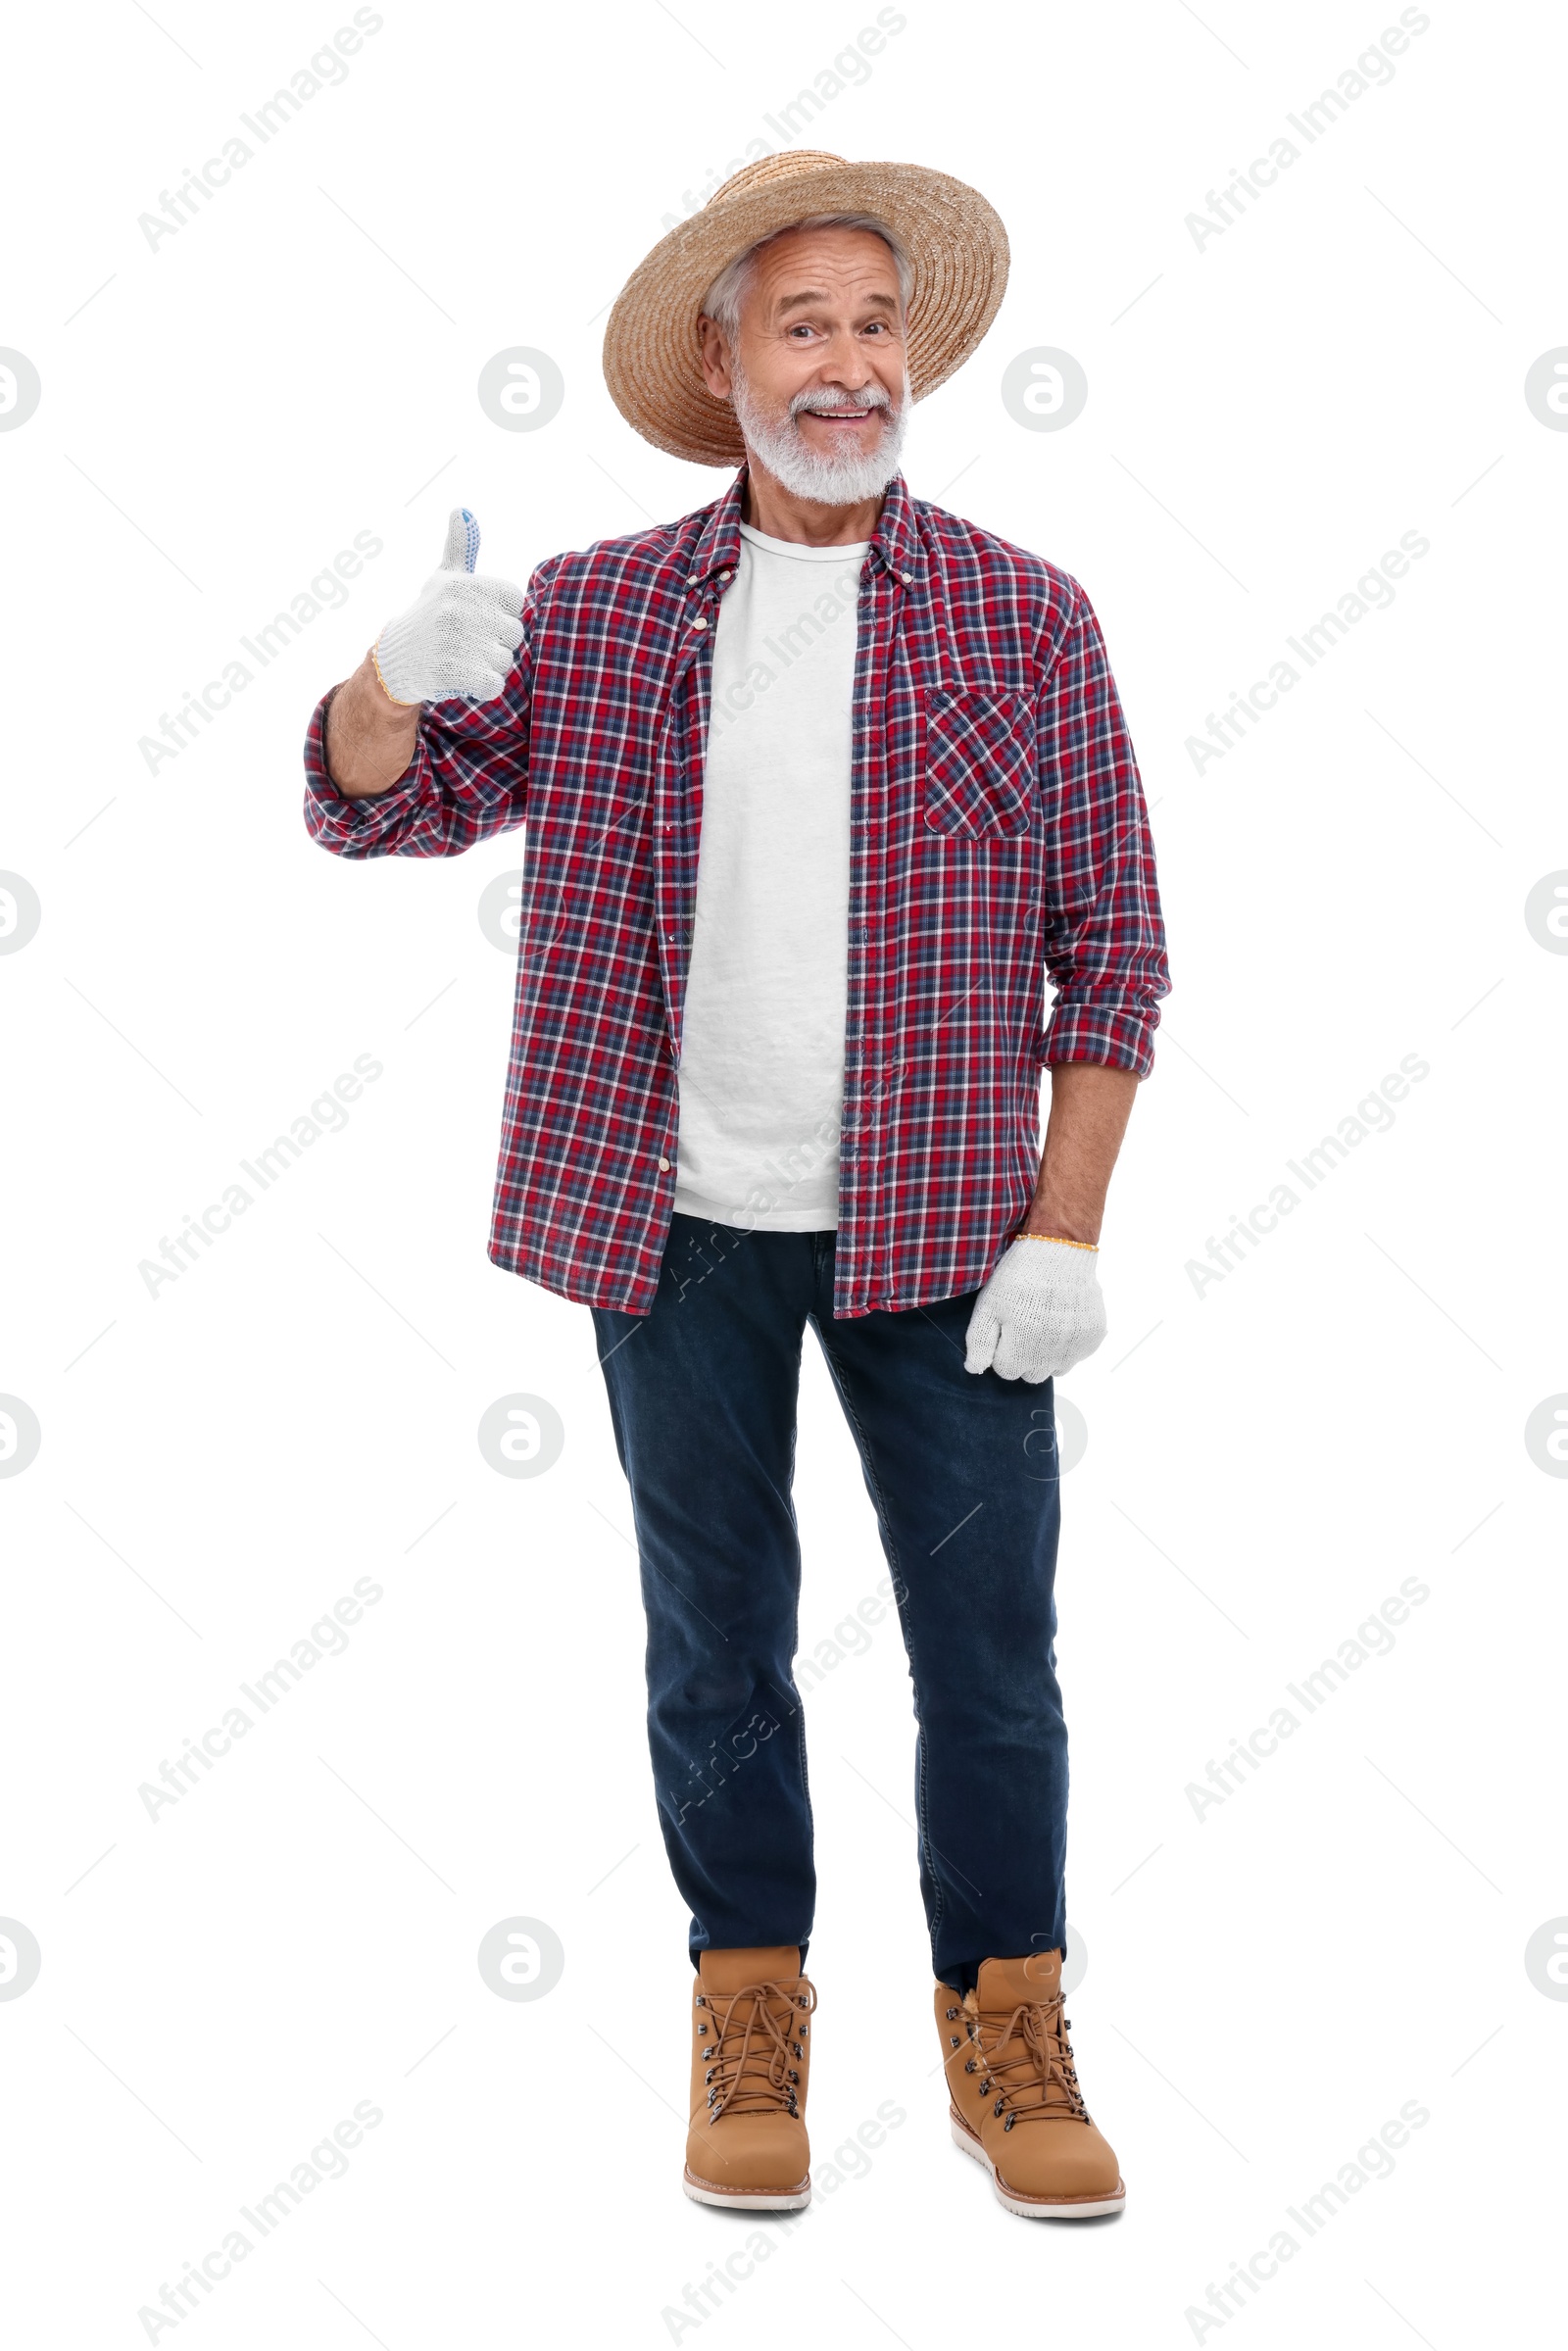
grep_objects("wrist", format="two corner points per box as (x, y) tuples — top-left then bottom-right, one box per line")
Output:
(1021, 1207), (1101, 1247)
(323, 658), (422, 798)
(368, 640), (422, 711)
(350, 651), (422, 741)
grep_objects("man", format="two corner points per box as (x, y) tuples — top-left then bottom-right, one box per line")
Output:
(304, 151), (1169, 2222)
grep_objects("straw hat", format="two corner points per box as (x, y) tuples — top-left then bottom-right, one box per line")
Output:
(602, 151), (1009, 466)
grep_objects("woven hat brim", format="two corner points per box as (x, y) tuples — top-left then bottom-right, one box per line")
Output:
(602, 160), (1009, 466)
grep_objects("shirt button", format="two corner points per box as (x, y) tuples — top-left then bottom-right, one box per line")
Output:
(658, 1156), (670, 1171)
(690, 615), (709, 630)
(901, 570), (912, 583)
(718, 569), (732, 581)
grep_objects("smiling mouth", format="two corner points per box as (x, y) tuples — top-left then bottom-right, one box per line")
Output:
(803, 407), (876, 424)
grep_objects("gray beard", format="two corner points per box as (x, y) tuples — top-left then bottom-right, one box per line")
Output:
(730, 362), (909, 509)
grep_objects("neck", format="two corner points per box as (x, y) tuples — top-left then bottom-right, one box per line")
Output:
(740, 454), (886, 547)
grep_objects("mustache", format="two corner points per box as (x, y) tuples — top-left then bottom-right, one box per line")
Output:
(789, 385), (895, 417)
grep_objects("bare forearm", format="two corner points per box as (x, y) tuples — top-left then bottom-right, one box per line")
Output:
(324, 650), (422, 797)
(1023, 1061), (1140, 1245)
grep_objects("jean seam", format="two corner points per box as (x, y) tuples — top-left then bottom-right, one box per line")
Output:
(810, 1321), (946, 1953)
(782, 1331), (815, 1845)
(793, 1683), (814, 1844)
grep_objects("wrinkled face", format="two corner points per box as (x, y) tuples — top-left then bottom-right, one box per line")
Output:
(699, 225), (910, 505)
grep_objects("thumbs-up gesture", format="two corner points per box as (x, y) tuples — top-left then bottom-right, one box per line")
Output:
(372, 509), (525, 705)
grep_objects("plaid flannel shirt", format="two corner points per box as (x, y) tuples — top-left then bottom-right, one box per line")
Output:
(302, 468), (1169, 1319)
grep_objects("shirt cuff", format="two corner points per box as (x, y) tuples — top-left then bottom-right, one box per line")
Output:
(1042, 993), (1160, 1077)
(303, 685), (428, 839)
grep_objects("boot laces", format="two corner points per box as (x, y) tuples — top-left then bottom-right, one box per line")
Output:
(964, 1986), (1089, 2131)
(698, 1979), (815, 2123)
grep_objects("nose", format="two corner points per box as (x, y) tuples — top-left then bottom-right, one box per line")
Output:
(815, 326), (878, 386)
(813, 370), (875, 400)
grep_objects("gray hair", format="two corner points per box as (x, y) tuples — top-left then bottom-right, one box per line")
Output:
(699, 211), (913, 344)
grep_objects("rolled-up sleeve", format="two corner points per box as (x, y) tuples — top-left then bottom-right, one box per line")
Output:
(302, 559), (556, 859)
(1036, 581), (1170, 1074)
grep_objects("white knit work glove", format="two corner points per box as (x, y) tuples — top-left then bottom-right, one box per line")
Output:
(964, 1237), (1107, 1383)
(372, 508), (524, 704)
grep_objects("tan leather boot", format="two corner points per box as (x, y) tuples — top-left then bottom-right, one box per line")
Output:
(935, 1951), (1125, 2218)
(683, 1946), (815, 2209)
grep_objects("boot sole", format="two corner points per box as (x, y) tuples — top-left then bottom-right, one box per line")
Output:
(949, 2107), (1126, 2220)
(682, 2167), (811, 2212)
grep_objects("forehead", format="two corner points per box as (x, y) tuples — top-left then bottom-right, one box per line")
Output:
(743, 225), (902, 316)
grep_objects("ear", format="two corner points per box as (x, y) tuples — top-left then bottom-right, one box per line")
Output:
(696, 314), (734, 401)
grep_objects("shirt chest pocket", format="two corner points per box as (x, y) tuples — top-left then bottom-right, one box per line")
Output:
(921, 689), (1036, 839)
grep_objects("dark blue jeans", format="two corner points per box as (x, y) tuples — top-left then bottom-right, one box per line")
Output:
(589, 1213), (1068, 1987)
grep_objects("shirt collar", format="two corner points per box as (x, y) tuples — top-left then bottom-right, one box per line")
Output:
(685, 465), (920, 591)
(866, 469), (919, 582)
(685, 468), (748, 588)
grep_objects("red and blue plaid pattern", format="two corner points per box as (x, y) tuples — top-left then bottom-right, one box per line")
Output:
(303, 469), (1169, 1318)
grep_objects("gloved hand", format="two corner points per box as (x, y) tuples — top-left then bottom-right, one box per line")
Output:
(964, 1236), (1106, 1383)
(372, 508), (525, 705)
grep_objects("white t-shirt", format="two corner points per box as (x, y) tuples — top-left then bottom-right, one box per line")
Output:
(671, 521), (868, 1232)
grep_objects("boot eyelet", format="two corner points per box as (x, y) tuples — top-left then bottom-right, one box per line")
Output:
(946, 2006), (958, 2020)
(963, 2059), (976, 2074)
(1004, 2114), (1015, 2132)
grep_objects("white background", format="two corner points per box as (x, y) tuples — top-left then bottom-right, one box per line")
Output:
(2, 0), (1564, 2343)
